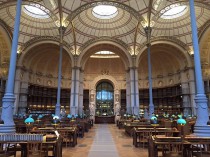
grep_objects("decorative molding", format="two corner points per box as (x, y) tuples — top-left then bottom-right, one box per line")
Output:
(21, 36), (73, 52)
(79, 36), (131, 54)
(153, 1), (210, 21)
(198, 20), (210, 41)
(90, 75), (119, 90)
(137, 36), (190, 53)
(0, 1), (58, 22)
(65, 1), (143, 23)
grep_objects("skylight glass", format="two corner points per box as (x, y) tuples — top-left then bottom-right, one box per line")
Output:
(161, 4), (188, 19)
(23, 4), (50, 19)
(92, 5), (118, 19)
(91, 51), (119, 58)
(95, 51), (115, 55)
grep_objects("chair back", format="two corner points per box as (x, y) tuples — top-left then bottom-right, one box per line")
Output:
(27, 141), (43, 157)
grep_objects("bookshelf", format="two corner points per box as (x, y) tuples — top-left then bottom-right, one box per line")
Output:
(27, 84), (70, 114)
(139, 84), (183, 115)
(120, 90), (127, 112)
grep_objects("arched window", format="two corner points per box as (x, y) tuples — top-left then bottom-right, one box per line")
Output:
(96, 81), (114, 116)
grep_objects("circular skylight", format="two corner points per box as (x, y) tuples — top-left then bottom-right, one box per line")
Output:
(23, 4), (50, 19)
(92, 5), (118, 19)
(161, 4), (188, 19)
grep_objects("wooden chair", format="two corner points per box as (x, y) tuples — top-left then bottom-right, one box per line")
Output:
(162, 142), (183, 157)
(139, 131), (151, 148)
(0, 143), (17, 157)
(27, 141), (44, 157)
(59, 130), (72, 147)
(189, 143), (210, 157)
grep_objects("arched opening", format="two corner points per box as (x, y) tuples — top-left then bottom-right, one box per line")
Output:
(95, 81), (114, 116)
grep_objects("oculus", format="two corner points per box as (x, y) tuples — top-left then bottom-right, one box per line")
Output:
(161, 4), (188, 19)
(92, 5), (118, 19)
(23, 4), (50, 19)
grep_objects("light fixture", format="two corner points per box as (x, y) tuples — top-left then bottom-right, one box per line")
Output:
(24, 115), (35, 124)
(67, 114), (72, 119)
(52, 115), (60, 127)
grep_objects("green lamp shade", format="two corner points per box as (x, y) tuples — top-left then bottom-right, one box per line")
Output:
(24, 117), (34, 124)
(67, 114), (72, 119)
(52, 116), (60, 124)
(177, 118), (186, 126)
(150, 116), (158, 124)
(38, 114), (43, 119)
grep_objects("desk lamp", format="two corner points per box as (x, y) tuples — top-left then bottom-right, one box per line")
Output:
(24, 115), (35, 124)
(52, 115), (60, 128)
(150, 115), (159, 137)
(25, 115), (34, 133)
(177, 116), (186, 139)
(67, 114), (72, 119)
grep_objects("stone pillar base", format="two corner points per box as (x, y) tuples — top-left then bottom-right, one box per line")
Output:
(0, 124), (16, 133)
(132, 106), (139, 116)
(194, 125), (210, 137)
(70, 106), (78, 115)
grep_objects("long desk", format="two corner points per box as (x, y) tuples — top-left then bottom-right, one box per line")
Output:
(133, 127), (179, 147)
(95, 116), (115, 124)
(37, 127), (77, 147)
(0, 134), (60, 157)
(149, 135), (210, 157)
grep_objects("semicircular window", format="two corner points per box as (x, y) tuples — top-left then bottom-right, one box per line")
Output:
(96, 82), (114, 116)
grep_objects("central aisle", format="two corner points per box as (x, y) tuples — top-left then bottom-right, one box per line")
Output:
(88, 124), (119, 157)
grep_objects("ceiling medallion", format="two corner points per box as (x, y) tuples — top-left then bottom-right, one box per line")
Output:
(160, 3), (188, 19)
(92, 5), (118, 19)
(23, 3), (50, 19)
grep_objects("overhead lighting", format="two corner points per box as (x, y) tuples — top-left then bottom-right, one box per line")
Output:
(160, 4), (188, 19)
(92, 5), (118, 19)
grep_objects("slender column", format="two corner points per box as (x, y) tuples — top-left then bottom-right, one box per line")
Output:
(144, 26), (154, 118)
(55, 43), (63, 116)
(129, 68), (135, 114)
(0, 0), (22, 133)
(129, 67), (139, 115)
(134, 68), (140, 115)
(126, 71), (131, 114)
(188, 68), (196, 115)
(55, 26), (66, 116)
(70, 67), (80, 115)
(147, 43), (154, 118)
(189, 0), (210, 136)
(78, 70), (84, 115)
(13, 68), (22, 114)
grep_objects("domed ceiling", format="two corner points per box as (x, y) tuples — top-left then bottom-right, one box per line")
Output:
(0, 0), (209, 55)
(0, 0), (210, 77)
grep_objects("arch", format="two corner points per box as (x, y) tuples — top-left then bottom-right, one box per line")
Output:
(65, 1), (144, 24)
(17, 38), (74, 67)
(78, 38), (132, 70)
(0, 1), (59, 25)
(90, 75), (120, 91)
(0, 21), (12, 77)
(136, 37), (193, 68)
